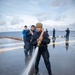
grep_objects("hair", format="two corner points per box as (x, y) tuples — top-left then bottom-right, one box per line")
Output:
(31, 25), (35, 27)
(24, 25), (27, 28)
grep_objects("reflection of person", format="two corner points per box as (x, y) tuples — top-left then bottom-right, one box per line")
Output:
(22, 25), (28, 49)
(53, 28), (55, 38)
(31, 23), (52, 75)
(25, 25), (36, 57)
(66, 28), (70, 40)
(65, 40), (69, 50)
(52, 38), (56, 48)
(25, 56), (35, 75)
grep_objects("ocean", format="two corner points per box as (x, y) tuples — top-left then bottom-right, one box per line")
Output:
(0, 31), (75, 38)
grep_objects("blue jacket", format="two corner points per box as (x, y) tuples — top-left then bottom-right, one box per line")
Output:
(22, 30), (28, 37)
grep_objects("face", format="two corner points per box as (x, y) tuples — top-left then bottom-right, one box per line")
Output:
(24, 27), (27, 29)
(36, 28), (42, 32)
(31, 27), (35, 30)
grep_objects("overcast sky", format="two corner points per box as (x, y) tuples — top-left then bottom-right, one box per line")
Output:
(0, 0), (75, 31)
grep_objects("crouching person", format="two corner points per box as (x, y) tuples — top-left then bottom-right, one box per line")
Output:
(31, 23), (52, 75)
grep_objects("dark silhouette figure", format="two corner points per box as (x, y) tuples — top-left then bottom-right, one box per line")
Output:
(66, 28), (70, 40)
(53, 28), (55, 38)
(46, 28), (48, 33)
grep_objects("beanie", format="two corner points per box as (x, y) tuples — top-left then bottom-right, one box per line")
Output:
(36, 23), (43, 28)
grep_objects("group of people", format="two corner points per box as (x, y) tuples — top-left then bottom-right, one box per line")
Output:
(22, 23), (52, 75)
(22, 25), (36, 57)
(22, 22), (70, 75)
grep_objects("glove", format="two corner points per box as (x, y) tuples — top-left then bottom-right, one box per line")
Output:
(37, 39), (41, 46)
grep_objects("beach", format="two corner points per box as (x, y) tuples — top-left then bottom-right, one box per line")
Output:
(0, 31), (75, 75)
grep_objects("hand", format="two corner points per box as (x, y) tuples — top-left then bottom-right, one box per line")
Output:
(30, 30), (33, 35)
(38, 36), (43, 41)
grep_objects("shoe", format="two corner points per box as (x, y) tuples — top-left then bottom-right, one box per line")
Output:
(24, 45), (26, 49)
(49, 73), (52, 75)
(34, 69), (39, 75)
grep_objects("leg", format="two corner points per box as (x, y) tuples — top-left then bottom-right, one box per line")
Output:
(42, 49), (52, 75)
(25, 42), (30, 57)
(23, 36), (26, 49)
(29, 44), (33, 56)
(35, 50), (41, 74)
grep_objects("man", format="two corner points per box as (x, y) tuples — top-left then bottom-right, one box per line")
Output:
(22, 25), (28, 49)
(66, 28), (70, 41)
(31, 23), (52, 75)
(53, 28), (55, 38)
(25, 25), (36, 57)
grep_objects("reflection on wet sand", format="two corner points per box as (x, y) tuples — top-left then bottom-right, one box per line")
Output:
(52, 37), (56, 48)
(65, 38), (69, 50)
(0, 38), (75, 75)
(24, 52), (34, 75)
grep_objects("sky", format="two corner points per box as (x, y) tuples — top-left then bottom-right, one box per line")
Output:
(0, 0), (75, 31)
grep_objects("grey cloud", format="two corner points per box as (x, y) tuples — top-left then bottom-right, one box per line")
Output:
(0, 15), (7, 25)
(54, 15), (67, 21)
(49, 0), (72, 8)
(30, 0), (39, 6)
(0, 20), (6, 25)
(70, 23), (75, 27)
(10, 17), (24, 25)
(36, 13), (50, 22)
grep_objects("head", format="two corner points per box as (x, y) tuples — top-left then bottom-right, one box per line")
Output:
(31, 25), (35, 30)
(36, 23), (43, 32)
(53, 28), (55, 30)
(24, 25), (27, 29)
(67, 28), (69, 30)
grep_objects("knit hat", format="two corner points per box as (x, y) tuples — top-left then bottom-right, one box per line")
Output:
(36, 23), (43, 28)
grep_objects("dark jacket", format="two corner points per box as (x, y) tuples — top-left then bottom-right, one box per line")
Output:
(31, 31), (50, 48)
(66, 30), (70, 37)
(26, 29), (36, 42)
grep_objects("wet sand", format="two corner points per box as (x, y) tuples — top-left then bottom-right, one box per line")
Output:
(0, 37), (75, 75)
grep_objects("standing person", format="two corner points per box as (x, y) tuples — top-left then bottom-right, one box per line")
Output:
(25, 25), (36, 57)
(31, 23), (52, 75)
(66, 28), (70, 41)
(53, 28), (55, 38)
(46, 28), (48, 33)
(22, 25), (28, 49)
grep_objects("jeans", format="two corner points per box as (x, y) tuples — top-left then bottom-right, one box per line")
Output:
(25, 42), (33, 56)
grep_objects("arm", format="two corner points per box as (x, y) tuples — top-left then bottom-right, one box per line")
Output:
(22, 30), (24, 34)
(31, 34), (37, 46)
(42, 32), (50, 44)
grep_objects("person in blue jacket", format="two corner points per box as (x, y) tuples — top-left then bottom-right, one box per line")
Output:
(22, 25), (28, 49)
(25, 25), (36, 57)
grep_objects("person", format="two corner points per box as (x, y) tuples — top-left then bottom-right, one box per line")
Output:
(31, 23), (52, 75)
(46, 28), (48, 33)
(22, 25), (28, 49)
(25, 25), (36, 57)
(66, 28), (70, 40)
(53, 28), (55, 38)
